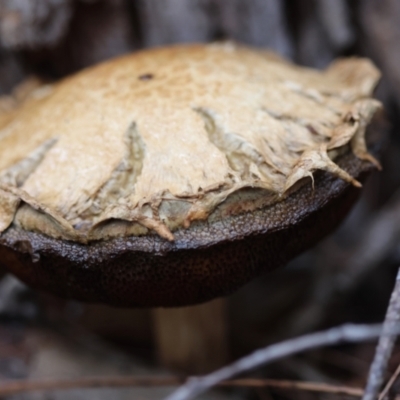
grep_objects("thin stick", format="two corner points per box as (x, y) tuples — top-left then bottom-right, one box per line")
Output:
(165, 323), (390, 400)
(0, 376), (364, 397)
(363, 269), (400, 400)
(0, 376), (182, 396)
(378, 363), (400, 400)
(220, 379), (364, 397)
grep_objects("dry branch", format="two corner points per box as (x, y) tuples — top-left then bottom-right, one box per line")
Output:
(363, 269), (400, 400)
(0, 375), (365, 398)
(165, 323), (394, 400)
(379, 362), (400, 400)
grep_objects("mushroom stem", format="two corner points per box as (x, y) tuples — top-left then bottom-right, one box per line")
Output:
(152, 298), (228, 373)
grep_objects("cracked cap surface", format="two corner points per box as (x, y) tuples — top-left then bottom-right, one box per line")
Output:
(0, 43), (381, 243)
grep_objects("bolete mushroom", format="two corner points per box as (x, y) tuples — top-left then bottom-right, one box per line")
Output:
(0, 43), (381, 372)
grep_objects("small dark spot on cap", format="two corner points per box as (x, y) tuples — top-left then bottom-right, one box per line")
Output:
(306, 124), (319, 135)
(138, 73), (154, 81)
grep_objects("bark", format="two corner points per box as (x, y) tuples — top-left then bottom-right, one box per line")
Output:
(215, 0), (293, 57)
(135, 0), (215, 46)
(0, 0), (73, 49)
(360, 0), (400, 105)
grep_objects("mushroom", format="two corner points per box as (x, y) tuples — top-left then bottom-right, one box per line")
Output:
(0, 43), (381, 372)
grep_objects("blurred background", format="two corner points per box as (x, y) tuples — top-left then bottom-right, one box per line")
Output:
(0, 0), (400, 399)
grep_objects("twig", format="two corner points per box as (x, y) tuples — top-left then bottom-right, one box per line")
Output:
(379, 363), (400, 400)
(0, 376), (182, 396)
(1, 324), (398, 400)
(363, 269), (400, 400)
(0, 376), (365, 397)
(164, 323), (391, 400)
(220, 379), (364, 397)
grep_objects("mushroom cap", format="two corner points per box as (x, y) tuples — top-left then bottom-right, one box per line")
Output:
(0, 43), (381, 307)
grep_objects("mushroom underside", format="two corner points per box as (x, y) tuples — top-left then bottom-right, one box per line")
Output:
(0, 152), (375, 307)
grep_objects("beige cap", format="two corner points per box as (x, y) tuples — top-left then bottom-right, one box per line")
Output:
(0, 43), (381, 244)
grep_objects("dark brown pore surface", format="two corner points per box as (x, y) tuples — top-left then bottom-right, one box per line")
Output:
(0, 153), (374, 307)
